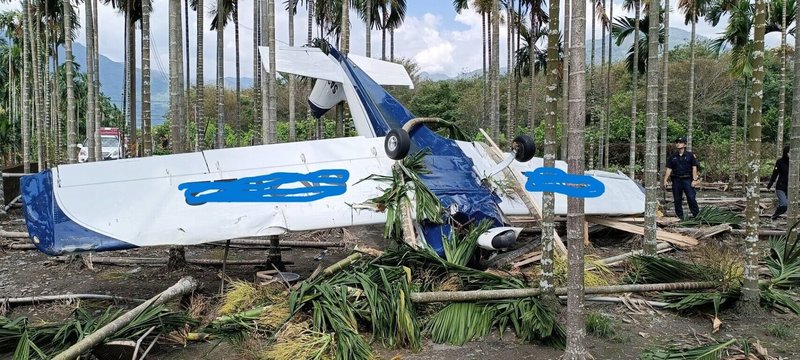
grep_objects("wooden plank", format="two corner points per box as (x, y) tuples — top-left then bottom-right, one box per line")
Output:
(478, 128), (567, 256)
(512, 252), (542, 268)
(586, 216), (698, 247)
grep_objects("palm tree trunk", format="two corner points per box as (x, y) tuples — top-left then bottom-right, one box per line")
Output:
(729, 82), (738, 188)
(216, 0), (224, 149)
(687, 19), (696, 151)
(170, 0), (184, 154)
(604, 0), (612, 168)
(308, 0), (318, 139)
(789, 0), (800, 237)
(541, 0), (561, 303)
(366, 0), (371, 57)
(27, 2), (44, 168)
(560, 0), (570, 160)
(643, 0), (660, 255)
(506, 4), (513, 138)
(93, 0), (101, 160)
(127, 7), (137, 158)
(777, 0), (787, 157)
(565, 0), (588, 355)
(252, 0), (260, 145)
(22, 1), (31, 173)
(742, 0), (766, 305)
(527, 7), (535, 132)
(390, 27), (394, 61)
(261, 0), (268, 143)
(482, 11), (487, 130)
(197, 0), (205, 150)
(63, 0), (77, 163)
(491, 0), (500, 141)
(288, 0), (296, 142)
(629, 2), (639, 178)
(743, 80), (748, 141)
(185, 0), (191, 141)
(235, 7), (242, 146)
(53, 46), (61, 163)
(143, 0), (152, 157)
(599, 0), (606, 167)
(382, 17), (387, 60)
(41, 0), (51, 168)
(82, 0), (95, 162)
(267, 0), (277, 144)
(660, 0), (669, 182)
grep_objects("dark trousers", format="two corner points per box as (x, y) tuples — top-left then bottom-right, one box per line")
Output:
(672, 177), (699, 219)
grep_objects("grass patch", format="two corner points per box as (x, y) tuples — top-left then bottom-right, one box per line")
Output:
(767, 323), (792, 339)
(586, 311), (616, 339)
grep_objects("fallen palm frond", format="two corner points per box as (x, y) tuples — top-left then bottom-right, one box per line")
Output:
(639, 338), (742, 360)
(425, 303), (495, 345)
(259, 322), (334, 360)
(586, 312), (616, 339)
(678, 206), (742, 227)
(0, 304), (196, 360)
(442, 219), (492, 266)
(218, 281), (286, 316)
(553, 254), (614, 287)
(625, 255), (721, 285)
(357, 149), (443, 240)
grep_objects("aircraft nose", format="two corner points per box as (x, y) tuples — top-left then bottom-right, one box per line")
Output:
(476, 227), (523, 250)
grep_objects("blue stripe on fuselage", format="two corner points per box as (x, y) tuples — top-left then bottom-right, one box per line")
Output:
(329, 48), (506, 255)
(20, 170), (136, 255)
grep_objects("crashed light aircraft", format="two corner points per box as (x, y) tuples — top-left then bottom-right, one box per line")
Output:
(20, 46), (644, 257)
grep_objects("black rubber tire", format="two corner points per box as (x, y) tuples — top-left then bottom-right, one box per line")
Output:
(385, 128), (411, 160)
(512, 135), (536, 162)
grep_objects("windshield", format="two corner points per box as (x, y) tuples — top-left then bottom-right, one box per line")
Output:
(101, 137), (120, 147)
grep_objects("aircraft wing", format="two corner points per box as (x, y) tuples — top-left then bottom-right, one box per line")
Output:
(455, 141), (645, 216)
(258, 45), (414, 88)
(21, 137), (394, 255)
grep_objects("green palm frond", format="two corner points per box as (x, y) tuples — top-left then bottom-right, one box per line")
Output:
(679, 206), (743, 227)
(625, 255), (720, 284)
(640, 338), (740, 360)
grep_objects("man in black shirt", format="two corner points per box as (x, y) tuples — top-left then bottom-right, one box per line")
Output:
(663, 136), (700, 219)
(767, 145), (789, 220)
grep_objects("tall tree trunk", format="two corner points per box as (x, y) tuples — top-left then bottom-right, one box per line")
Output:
(261, 0), (268, 143)
(309, 0), (319, 139)
(382, 17), (387, 60)
(53, 46), (61, 163)
(168, 0), (188, 269)
(83, 0), (95, 162)
(789, 0), (800, 237)
(482, 11), (487, 131)
(390, 27), (394, 61)
(561, 0), (570, 160)
(22, 1), (31, 173)
(253, 0), (260, 144)
(491, 0), (500, 141)
(27, 1), (44, 168)
(506, 3), (513, 138)
(742, 0), (766, 305)
(216, 0), (225, 149)
(288, 0), (296, 142)
(687, 20), (696, 151)
(185, 0), (191, 143)
(604, 0), (612, 168)
(528, 7), (535, 132)
(541, 0), (561, 302)
(127, 6), (137, 158)
(143, 0), (152, 156)
(643, 0), (660, 255)
(629, 2), (640, 178)
(235, 7), (242, 146)
(777, 0), (787, 157)
(366, 0), (371, 57)
(93, 0), (101, 160)
(41, 0), (51, 168)
(267, 0), (277, 143)
(729, 82), (738, 188)
(660, 0), (669, 182)
(565, 0), (588, 354)
(599, 0), (606, 167)
(63, 0), (77, 163)
(337, 0), (349, 138)
(197, 0), (205, 150)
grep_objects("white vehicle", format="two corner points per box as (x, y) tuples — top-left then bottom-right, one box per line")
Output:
(78, 128), (124, 162)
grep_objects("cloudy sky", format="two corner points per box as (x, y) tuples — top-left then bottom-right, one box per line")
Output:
(1, 0), (789, 79)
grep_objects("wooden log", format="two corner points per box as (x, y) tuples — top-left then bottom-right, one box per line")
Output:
(4, 243), (36, 250)
(595, 242), (673, 266)
(2, 293), (145, 305)
(3, 195), (21, 211)
(484, 238), (541, 268)
(0, 229), (28, 238)
(511, 253), (542, 268)
(322, 253), (363, 276)
(409, 281), (719, 303)
(673, 224), (732, 239)
(1, 172), (33, 178)
(587, 216), (699, 247)
(220, 239), (344, 248)
(478, 129), (567, 255)
(730, 228), (787, 237)
(52, 277), (198, 360)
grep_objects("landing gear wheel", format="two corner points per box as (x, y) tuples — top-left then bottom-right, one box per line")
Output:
(385, 128), (411, 160)
(512, 135), (536, 162)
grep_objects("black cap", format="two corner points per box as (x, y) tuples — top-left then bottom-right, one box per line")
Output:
(675, 136), (687, 143)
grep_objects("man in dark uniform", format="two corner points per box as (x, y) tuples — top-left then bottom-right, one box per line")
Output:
(663, 136), (700, 219)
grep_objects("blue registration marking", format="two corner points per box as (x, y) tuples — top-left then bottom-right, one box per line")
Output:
(524, 167), (605, 198)
(178, 169), (350, 205)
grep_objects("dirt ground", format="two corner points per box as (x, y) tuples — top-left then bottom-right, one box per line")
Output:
(2, 188), (800, 360)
